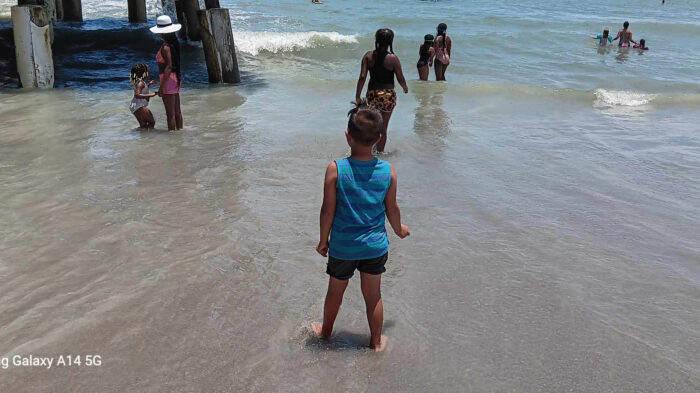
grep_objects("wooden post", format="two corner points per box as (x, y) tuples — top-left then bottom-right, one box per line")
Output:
(61, 0), (82, 22)
(175, 0), (201, 41)
(18, 0), (56, 42)
(127, 0), (147, 23)
(204, 0), (220, 9)
(11, 5), (54, 88)
(199, 8), (240, 84)
(55, 0), (63, 20)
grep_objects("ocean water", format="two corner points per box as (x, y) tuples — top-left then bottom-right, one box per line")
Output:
(1, 0), (699, 392)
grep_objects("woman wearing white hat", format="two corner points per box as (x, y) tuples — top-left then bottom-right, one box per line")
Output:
(151, 15), (183, 131)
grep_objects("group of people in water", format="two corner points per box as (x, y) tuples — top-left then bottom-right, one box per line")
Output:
(354, 24), (450, 153)
(128, 17), (648, 145)
(594, 21), (649, 50)
(129, 15), (184, 131)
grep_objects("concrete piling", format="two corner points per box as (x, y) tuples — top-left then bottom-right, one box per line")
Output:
(198, 8), (240, 84)
(127, 0), (147, 23)
(11, 5), (54, 88)
(175, 0), (201, 41)
(61, 0), (82, 22)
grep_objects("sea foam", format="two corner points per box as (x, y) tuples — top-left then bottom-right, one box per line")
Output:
(594, 89), (657, 106)
(231, 31), (358, 56)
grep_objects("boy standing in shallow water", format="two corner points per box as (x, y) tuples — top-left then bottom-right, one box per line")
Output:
(313, 102), (410, 351)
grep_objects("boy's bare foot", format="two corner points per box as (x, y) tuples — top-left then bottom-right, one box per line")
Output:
(311, 322), (330, 340)
(370, 335), (389, 352)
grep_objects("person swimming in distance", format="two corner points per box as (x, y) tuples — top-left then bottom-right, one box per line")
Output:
(594, 28), (613, 45)
(634, 39), (649, 50)
(612, 21), (637, 47)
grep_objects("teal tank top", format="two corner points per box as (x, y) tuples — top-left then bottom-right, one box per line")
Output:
(329, 157), (392, 260)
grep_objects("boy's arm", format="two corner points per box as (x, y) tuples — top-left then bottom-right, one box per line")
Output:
(317, 162), (338, 257)
(384, 164), (410, 239)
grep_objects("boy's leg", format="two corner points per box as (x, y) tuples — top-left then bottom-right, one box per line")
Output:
(317, 277), (349, 339)
(360, 272), (384, 350)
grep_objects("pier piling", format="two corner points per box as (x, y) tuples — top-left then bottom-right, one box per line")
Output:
(61, 0), (82, 22)
(128, 0), (147, 23)
(55, 0), (63, 20)
(204, 0), (220, 9)
(11, 5), (54, 88)
(175, 0), (201, 41)
(18, 0), (56, 42)
(198, 8), (240, 84)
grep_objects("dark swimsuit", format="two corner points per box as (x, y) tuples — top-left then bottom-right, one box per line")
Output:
(366, 52), (397, 112)
(417, 44), (431, 68)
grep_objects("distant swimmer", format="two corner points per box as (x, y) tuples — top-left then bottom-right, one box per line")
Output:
(417, 34), (435, 81)
(612, 21), (638, 47)
(433, 23), (451, 81)
(311, 0), (323, 3)
(634, 39), (649, 50)
(594, 28), (613, 45)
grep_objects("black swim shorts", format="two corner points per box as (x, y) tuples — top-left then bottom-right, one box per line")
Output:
(326, 253), (388, 280)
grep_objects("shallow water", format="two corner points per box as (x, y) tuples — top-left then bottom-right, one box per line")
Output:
(1, 0), (700, 392)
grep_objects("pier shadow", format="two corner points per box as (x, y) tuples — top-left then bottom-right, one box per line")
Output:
(44, 18), (264, 90)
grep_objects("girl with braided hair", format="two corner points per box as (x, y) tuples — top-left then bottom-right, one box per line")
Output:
(129, 63), (157, 129)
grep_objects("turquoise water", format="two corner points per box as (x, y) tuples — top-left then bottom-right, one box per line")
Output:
(1, 0), (699, 391)
(219, 0), (700, 94)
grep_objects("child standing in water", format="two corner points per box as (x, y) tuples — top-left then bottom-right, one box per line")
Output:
(314, 102), (410, 351)
(594, 28), (613, 45)
(417, 34), (435, 81)
(129, 63), (157, 129)
(635, 39), (649, 50)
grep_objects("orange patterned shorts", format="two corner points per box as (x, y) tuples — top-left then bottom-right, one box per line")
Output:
(366, 89), (397, 112)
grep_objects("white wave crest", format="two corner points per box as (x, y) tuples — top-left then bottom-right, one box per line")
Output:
(232, 30), (358, 56)
(594, 89), (657, 106)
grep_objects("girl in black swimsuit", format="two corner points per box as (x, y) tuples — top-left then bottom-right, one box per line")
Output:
(417, 34), (435, 81)
(355, 28), (409, 153)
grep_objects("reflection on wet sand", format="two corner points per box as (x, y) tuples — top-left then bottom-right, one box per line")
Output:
(412, 82), (451, 148)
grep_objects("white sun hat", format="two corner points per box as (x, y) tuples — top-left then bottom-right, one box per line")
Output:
(150, 15), (182, 34)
